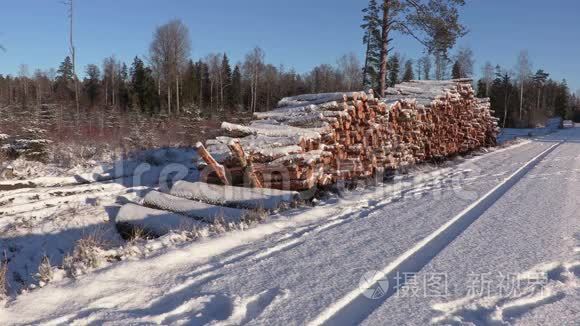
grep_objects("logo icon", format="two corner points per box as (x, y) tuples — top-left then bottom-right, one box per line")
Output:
(360, 270), (389, 300)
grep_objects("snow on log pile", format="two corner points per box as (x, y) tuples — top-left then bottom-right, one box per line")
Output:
(0, 132), (51, 162)
(199, 79), (499, 191)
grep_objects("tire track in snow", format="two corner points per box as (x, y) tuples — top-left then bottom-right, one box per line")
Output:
(155, 144), (550, 306)
(309, 142), (563, 326)
(160, 168), (467, 301)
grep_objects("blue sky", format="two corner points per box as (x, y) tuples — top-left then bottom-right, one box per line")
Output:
(1, 0), (579, 90)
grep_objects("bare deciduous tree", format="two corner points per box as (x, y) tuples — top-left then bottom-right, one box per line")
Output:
(63, 0), (80, 114)
(454, 47), (474, 78)
(337, 53), (363, 91)
(481, 62), (494, 97)
(149, 20), (191, 114)
(243, 47), (265, 113)
(419, 55), (432, 80)
(206, 53), (221, 110)
(515, 50), (532, 121)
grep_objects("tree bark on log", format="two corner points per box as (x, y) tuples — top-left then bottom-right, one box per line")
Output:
(227, 139), (263, 188)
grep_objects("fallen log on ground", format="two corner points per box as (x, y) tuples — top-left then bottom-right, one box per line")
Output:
(143, 191), (246, 223)
(116, 203), (205, 237)
(169, 181), (300, 210)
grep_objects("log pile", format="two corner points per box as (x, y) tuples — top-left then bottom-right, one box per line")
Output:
(0, 133), (52, 162)
(198, 79), (499, 191)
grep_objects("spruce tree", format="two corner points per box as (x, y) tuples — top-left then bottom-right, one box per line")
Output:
(182, 60), (197, 108)
(452, 60), (462, 79)
(194, 60), (204, 108)
(130, 57), (146, 112)
(221, 54), (232, 108)
(387, 55), (400, 87)
(361, 0), (382, 90)
(84, 64), (100, 106)
(130, 56), (157, 114)
(57, 56), (74, 82)
(476, 79), (487, 98)
(199, 61), (211, 115)
(402, 60), (414, 82)
(118, 63), (130, 111)
(55, 56), (74, 100)
(230, 65), (243, 111)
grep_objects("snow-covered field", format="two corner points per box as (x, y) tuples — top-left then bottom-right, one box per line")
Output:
(1, 128), (579, 325)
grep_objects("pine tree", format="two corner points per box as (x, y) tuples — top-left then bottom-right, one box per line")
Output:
(373, 0), (466, 96)
(402, 60), (414, 82)
(554, 80), (569, 119)
(452, 60), (462, 79)
(387, 55), (400, 87)
(361, 0), (382, 90)
(532, 69), (549, 114)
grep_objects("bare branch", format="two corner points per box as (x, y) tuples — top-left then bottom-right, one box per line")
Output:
(394, 22), (430, 49)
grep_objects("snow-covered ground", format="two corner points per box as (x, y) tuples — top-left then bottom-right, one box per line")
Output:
(0, 147), (200, 295)
(1, 128), (579, 325)
(497, 117), (562, 144)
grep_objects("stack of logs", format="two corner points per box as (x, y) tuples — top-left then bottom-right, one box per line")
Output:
(0, 133), (52, 162)
(197, 79), (499, 191)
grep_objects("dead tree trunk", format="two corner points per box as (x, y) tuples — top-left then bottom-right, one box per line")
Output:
(68, 0), (80, 115)
(167, 84), (171, 114)
(176, 73), (180, 114)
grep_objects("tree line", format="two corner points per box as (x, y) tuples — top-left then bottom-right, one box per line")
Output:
(1, 0), (468, 117)
(475, 52), (579, 127)
(0, 21), (364, 117)
(1, 1), (578, 128)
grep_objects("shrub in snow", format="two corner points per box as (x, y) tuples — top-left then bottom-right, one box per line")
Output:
(0, 258), (8, 300)
(242, 208), (268, 225)
(128, 227), (146, 242)
(63, 234), (106, 278)
(35, 255), (53, 287)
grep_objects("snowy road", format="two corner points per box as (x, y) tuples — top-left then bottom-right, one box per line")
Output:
(1, 129), (579, 325)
